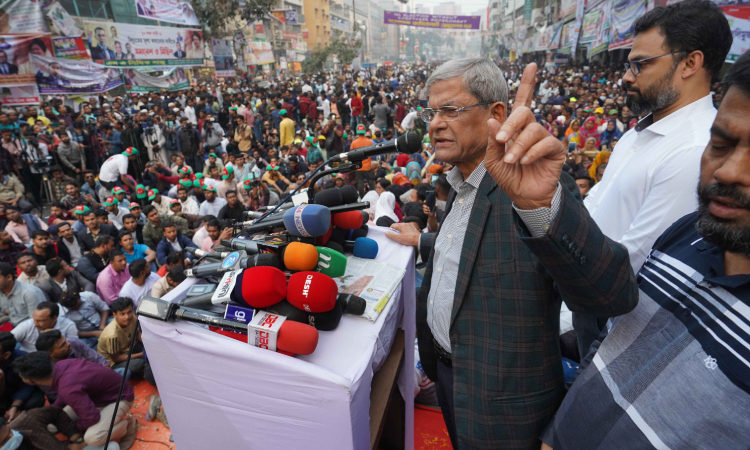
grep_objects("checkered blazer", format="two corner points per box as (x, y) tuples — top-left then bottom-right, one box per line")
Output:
(416, 171), (639, 450)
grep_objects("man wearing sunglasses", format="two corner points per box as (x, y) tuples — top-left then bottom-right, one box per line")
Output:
(574, 0), (732, 358)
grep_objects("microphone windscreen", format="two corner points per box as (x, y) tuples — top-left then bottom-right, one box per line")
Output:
(348, 228), (368, 241)
(307, 300), (342, 331)
(264, 299), (308, 324)
(324, 241), (345, 254)
(245, 253), (281, 269)
(353, 237), (378, 259)
(277, 321), (318, 355)
(315, 246), (347, 278)
(398, 132), (422, 154)
(339, 185), (359, 204)
(231, 266), (286, 308)
(360, 224), (369, 234)
(287, 271), (338, 313)
(360, 211), (370, 225)
(337, 293), (366, 316)
(316, 225), (333, 246)
(283, 242), (319, 271)
(282, 204), (331, 237)
(329, 227), (347, 247)
(332, 211), (364, 230)
(314, 188), (344, 207)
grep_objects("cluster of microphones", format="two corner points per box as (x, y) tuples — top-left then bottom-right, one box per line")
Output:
(137, 132), (422, 357)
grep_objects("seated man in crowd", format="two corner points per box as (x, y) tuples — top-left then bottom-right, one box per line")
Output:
(0, 332), (45, 421)
(142, 205), (188, 248)
(12, 302), (78, 352)
(35, 329), (108, 367)
(12, 352), (138, 449)
(98, 297), (153, 384)
(7, 406), (120, 450)
(24, 229), (65, 266)
(121, 213), (144, 245)
(103, 196), (129, 230)
(95, 250), (129, 306)
(55, 222), (84, 267)
(44, 257), (94, 303)
(201, 218), (233, 251)
(15, 253), (53, 302)
(0, 230), (26, 266)
(156, 221), (196, 266)
(58, 290), (109, 350)
(118, 229), (156, 266)
(77, 235), (115, 284)
(0, 165), (33, 213)
(156, 251), (181, 277)
(3, 206), (47, 245)
(0, 262), (45, 326)
(217, 190), (244, 221)
(47, 202), (76, 227)
(118, 259), (159, 307)
(150, 265), (186, 298)
(76, 210), (117, 252)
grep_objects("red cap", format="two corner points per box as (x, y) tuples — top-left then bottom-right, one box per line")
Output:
(287, 272), (338, 313)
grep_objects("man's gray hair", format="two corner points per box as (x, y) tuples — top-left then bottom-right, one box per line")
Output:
(426, 57), (508, 106)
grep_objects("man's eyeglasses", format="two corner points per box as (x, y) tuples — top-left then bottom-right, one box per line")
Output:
(624, 51), (688, 76)
(418, 103), (492, 123)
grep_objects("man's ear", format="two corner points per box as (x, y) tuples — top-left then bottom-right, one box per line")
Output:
(491, 102), (507, 124)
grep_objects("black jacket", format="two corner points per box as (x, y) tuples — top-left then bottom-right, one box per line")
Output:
(77, 224), (118, 252)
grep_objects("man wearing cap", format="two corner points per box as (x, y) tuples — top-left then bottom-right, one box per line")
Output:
(111, 186), (127, 206)
(103, 197), (128, 230)
(350, 124), (375, 196)
(99, 148), (137, 192)
(279, 109), (295, 147)
(148, 189), (171, 216)
(129, 184), (148, 209)
(217, 166), (236, 199)
(234, 115), (253, 153)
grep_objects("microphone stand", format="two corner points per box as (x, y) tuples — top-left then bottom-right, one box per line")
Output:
(306, 161), (362, 203)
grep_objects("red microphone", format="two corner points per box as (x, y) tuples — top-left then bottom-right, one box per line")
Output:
(231, 266), (287, 309)
(332, 211), (365, 230)
(316, 225), (333, 246)
(287, 271), (338, 313)
(210, 319), (319, 355)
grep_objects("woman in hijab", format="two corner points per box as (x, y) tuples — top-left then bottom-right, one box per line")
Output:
(600, 119), (622, 149)
(385, 184), (406, 221)
(362, 188), (381, 222)
(578, 117), (601, 148)
(588, 150), (611, 182)
(406, 160), (422, 185)
(375, 191), (399, 227)
(565, 119), (580, 139)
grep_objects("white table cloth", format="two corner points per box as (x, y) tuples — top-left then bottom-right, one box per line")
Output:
(140, 225), (416, 450)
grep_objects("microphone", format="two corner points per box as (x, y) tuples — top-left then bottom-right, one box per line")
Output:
(353, 237), (379, 259)
(241, 203), (294, 219)
(287, 271), (338, 313)
(329, 132), (422, 163)
(230, 266), (287, 309)
(184, 252), (279, 278)
(264, 299), (309, 324)
(179, 291), (217, 308)
(282, 242), (319, 271)
(332, 211), (365, 230)
(185, 247), (233, 260)
(307, 301), (342, 331)
(315, 246), (347, 278)
(282, 204), (331, 237)
(219, 238), (259, 253)
(324, 241), (345, 254)
(337, 293), (367, 316)
(257, 203), (295, 213)
(316, 225), (333, 246)
(314, 189), (344, 208)
(340, 185), (359, 204)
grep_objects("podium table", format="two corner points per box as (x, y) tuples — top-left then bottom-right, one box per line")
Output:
(140, 226), (416, 450)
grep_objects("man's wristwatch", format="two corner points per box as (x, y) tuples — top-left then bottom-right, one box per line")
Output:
(71, 436), (84, 444)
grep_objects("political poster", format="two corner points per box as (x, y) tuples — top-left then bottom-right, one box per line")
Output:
(31, 54), (123, 94)
(134, 0), (200, 26)
(0, 85), (39, 106)
(248, 40), (274, 65)
(52, 36), (89, 60)
(579, 3), (601, 44)
(722, 5), (750, 62)
(123, 67), (189, 92)
(43, 1), (83, 37)
(270, 9), (299, 25)
(383, 11), (482, 30)
(0, 0), (48, 34)
(211, 39), (234, 78)
(0, 34), (54, 86)
(559, 21), (575, 50)
(548, 21), (564, 50)
(569, 0), (586, 51)
(559, 0), (577, 18)
(82, 20), (204, 67)
(589, 0), (612, 55)
(608, 0), (645, 50)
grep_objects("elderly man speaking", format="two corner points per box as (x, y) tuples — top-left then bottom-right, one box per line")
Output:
(387, 58), (639, 449)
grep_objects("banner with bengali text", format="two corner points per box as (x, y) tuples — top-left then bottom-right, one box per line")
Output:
(722, 5), (750, 62)
(31, 53), (123, 94)
(245, 40), (274, 65)
(0, 34), (54, 86)
(608, 0), (645, 50)
(0, 0), (48, 34)
(211, 38), (234, 78)
(383, 11), (481, 30)
(548, 21), (564, 50)
(579, 2), (601, 44)
(52, 36), (89, 60)
(43, 1), (83, 37)
(123, 67), (190, 92)
(588, 0), (612, 55)
(569, 0), (586, 51)
(559, 0), (576, 18)
(0, 85), (39, 106)
(82, 20), (204, 67)
(134, 0), (199, 25)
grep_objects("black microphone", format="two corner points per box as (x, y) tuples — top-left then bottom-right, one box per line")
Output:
(329, 132), (421, 163)
(184, 247), (233, 259)
(243, 202), (294, 219)
(184, 253), (279, 278)
(220, 238), (260, 252)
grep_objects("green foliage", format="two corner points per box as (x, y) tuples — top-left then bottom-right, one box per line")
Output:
(302, 25), (362, 74)
(194, 0), (275, 39)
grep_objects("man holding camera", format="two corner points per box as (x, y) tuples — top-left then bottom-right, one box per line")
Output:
(176, 117), (202, 173)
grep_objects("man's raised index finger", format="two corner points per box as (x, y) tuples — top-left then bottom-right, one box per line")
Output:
(514, 63), (538, 110)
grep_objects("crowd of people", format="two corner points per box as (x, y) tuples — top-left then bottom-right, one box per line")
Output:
(0, 0), (747, 448)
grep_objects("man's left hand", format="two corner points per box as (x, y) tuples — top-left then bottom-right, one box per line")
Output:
(484, 63), (566, 210)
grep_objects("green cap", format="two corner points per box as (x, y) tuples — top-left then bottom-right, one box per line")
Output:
(195, 172), (203, 180)
(221, 166), (234, 179)
(608, 109), (618, 115)
(280, 109), (287, 115)
(148, 188), (159, 201)
(135, 184), (147, 199)
(179, 179), (193, 188)
(208, 153), (217, 158)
